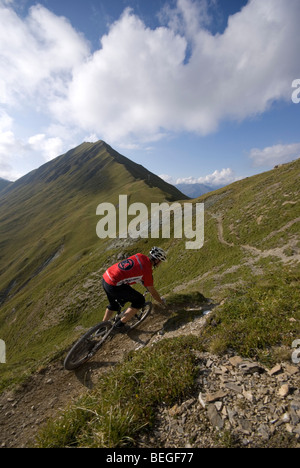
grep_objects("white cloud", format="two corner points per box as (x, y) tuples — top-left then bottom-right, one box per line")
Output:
(0, 2), (89, 106)
(159, 0), (214, 39)
(159, 174), (176, 185)
(50, 7), (187, 142)
(180, 168), (239, 186)
(160, 167), (239, 187)
(28, 134), (64, 162)
(0, 2), (89, 178)
(51, 0), (300, 144)
(249, 143), (300, 167)
(0, 110), (23, 179)
(1, 0), (300, 178)
(0, 110), (65, 179)
(0, 109), (13, 132)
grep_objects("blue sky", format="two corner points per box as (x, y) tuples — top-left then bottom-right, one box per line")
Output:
(0, 0), (300, 186)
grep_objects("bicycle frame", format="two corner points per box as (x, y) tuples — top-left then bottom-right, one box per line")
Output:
(64, 290), (152, 370)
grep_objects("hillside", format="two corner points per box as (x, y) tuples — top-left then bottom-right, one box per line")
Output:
(0, 140), (186, 384)
(0, 139), (185, 309)
(0, 140), (184, 304)
(0, 178), (11, 192)
(0, 148), (299, 448)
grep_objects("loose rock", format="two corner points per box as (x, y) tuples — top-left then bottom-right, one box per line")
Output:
(139, 352), (300, 448)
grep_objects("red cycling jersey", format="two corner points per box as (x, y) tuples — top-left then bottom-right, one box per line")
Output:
(103, 253), (154, 287)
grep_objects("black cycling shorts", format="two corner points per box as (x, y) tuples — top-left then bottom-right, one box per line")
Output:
(102, 278), (145, 312)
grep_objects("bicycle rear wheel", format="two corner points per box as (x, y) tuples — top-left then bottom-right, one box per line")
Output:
(64, 321), (112, 370)
(128, 302), (152, 330)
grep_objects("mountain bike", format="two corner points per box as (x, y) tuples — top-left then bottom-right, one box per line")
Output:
(64, 292), (152, 371)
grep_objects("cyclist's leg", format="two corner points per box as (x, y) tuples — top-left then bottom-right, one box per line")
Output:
(112, 288), (146, 333)
(102, 279), (121, 320)
(103, 308), (114, 321)
(120, 306), (140, 323)
(118, 286), (145, 324)
(102, 280), (145, 325)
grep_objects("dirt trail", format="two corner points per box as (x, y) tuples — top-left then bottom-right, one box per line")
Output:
(212, 213), (300, 264)
(0, 304), (211, 448)
(2, 214), (298, 448)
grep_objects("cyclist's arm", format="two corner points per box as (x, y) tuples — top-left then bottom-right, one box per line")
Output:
(147, 286), (165, 307)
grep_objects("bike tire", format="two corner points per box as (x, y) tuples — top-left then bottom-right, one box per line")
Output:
(64, 321), (113, 371)
(128, 302), (152, 330)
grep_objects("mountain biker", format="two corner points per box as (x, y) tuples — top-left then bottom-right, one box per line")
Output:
(102, 247), (167, 333)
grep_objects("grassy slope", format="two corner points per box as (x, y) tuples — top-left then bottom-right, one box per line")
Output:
(0, 149), (300, 446)
(0, 141), (186, 389)
(0, 179), (11, 192)
(36, 159), (300, 448)
(156, 158), (300, 298)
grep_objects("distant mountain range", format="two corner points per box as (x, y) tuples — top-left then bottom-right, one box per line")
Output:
(175, 182), (222, 198)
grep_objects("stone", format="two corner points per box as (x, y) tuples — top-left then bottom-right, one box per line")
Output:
(290, 409), (300, 425)
(215, 401), (223, 411)
(278, 384), (290, 398)
(281, 412), (290, 423)
(238, 361), (264, 375)
(291, 400), (300, 412)
(243, 389), (254, 403)
(205, 390), (227, 403)
(198, 392), (206, 409)
(293, 425), (300, 436)
(225, 382), (243, 394)
(269, 364), (282, 376)
(229, 356), (243, 367)
(257, 424), (270, 441)
(206, 404), (224, 430)
(227, 408), (237, 425)
(142, 349), (300, 447)
(285, 364), (299, 375)
(169, 404), (180, 416)
(237, 418), (252, 435)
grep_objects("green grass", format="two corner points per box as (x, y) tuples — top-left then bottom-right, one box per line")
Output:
(35, 335), (201, 448)
(35, 264), (300, 448)
(202, 264), (300, 365)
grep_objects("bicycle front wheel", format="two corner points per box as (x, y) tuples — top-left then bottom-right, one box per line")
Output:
(129, 302), (152, 330)
(64, 321), (112, 370)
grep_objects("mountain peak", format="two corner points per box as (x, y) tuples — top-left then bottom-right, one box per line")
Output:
(1, 140), (186, 201)
(0, 140), (186, 305)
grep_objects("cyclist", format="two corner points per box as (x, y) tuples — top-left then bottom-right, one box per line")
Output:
(102, 247), (167, 332)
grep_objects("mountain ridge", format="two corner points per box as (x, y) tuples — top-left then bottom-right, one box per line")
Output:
(0, 140), (186, 200)
(0, 178), (11, 192)
(0, 140), (187, 306)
